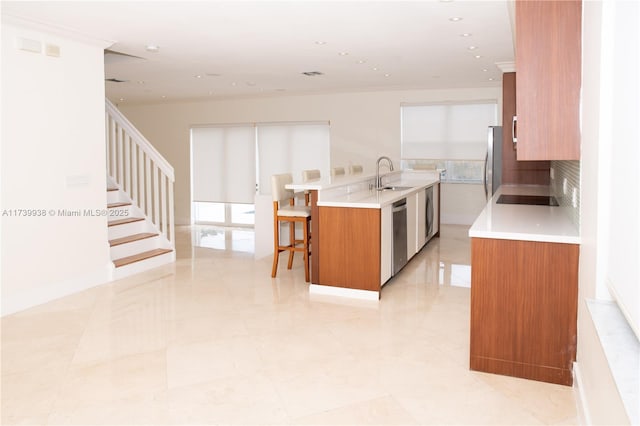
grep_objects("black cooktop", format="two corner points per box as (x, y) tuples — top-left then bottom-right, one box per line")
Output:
(496, 194), (559, 206)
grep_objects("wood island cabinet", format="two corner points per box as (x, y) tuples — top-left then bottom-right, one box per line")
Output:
(318, 206), (381, 292)
(469, 237), (579, 386)
(515, 0), (581, 161)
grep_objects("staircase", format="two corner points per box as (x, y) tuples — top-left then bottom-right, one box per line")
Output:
(105, 99), (175, 279)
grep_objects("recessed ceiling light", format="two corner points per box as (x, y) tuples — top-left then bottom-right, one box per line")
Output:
(137, 80), (145, 84)
(482, 68), (488, 72)
(339, 52), (349, 56)
(384, 73), (391, 77)
(119, 98), (124, 101)
(357, 59), (366, 64)
(194, 74), (202, 79)
(161, 95), (166, 98)
(468, 46), (478, 50)
(372, 67), (379, 71)
(449, 17), (463, 22)
(145, 44), (159, 53)
(474, 55), (482, 59)
(461, 33), (472, 37)
(489, 77), (495, 81)
(315, 41), (327, 45)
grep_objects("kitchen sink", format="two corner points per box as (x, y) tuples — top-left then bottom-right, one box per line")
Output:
(379, 185), (413, 192)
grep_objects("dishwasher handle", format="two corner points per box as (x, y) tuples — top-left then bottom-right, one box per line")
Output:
(392, 199), (407, 212)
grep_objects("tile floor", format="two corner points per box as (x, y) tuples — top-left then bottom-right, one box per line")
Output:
(1, 224), (578, 425)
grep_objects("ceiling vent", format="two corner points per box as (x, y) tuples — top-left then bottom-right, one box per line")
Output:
(301, 71), (324, 76)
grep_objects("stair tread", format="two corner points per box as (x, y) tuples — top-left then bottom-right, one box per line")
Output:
(107, 201), (132, 208)
(109, 232), (158, 247)
(107, 187), (118, 192)
(108, 217), (144, 226)
(114, 248), (173, 268)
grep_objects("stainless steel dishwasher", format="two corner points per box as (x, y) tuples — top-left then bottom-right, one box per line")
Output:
(392, 198), (408, 276)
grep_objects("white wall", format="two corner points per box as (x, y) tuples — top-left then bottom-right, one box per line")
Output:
(118, 87), (500, 227)
(576, 2), (635, 424)
(1, 18), (112, 315)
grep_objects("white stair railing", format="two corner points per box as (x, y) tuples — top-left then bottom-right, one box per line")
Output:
(105, 98), (175, 248)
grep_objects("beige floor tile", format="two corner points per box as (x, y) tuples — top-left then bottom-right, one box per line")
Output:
(166, 334), (263, 389)
(292, 395), (419, 425)
(0, 224), (579, 425)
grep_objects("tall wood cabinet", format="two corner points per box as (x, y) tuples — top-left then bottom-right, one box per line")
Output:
(501, 72), (551, 185)
(515, 0), (581, 160)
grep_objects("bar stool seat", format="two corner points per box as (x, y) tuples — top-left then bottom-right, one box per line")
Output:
(271, 173), (311, 282)
(349, 164), (363, 174)
(331, 167), (345, 177)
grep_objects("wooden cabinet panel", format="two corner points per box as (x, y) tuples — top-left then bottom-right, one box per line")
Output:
(515, 0), (581, 160)
(502, 72), (551, 185)
(318, 206), (381, 292)
(470, 237), (579, 385)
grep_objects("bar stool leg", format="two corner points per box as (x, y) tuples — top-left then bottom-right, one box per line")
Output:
(303, 218), (310, 282)
(287, 221), (295, 269)
(271, 214), (280, 278)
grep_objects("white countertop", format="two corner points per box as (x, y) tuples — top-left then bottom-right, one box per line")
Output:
(287, 171), (439, 209)
(469, 185), (580, 244)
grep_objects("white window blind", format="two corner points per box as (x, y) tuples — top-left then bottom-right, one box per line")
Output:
(401, 102), (498, 160)
(257, 123), (330, 195)
(190, 126), (256, 204)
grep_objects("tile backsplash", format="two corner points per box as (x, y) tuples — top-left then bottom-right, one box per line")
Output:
(550, 160), (581, 228)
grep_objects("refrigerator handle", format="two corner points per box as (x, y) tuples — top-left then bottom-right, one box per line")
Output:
(483, 151), (489, 200)
(512, 115), (518, 146)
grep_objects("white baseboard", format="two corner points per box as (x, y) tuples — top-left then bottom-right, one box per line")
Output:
(309, 284), (379, 301)
(573, 362), (592, 426)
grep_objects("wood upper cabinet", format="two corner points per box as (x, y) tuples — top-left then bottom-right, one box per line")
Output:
(502, 72), (551, 185)
(515, 0), (581, 160)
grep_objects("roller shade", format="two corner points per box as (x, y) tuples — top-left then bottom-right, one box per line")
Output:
(191, 126), (256, 204)
(257, 123), (330, 195)
(402, 102), (498, 160)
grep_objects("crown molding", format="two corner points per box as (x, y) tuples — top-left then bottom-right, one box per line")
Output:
(2, 13), (114, 49)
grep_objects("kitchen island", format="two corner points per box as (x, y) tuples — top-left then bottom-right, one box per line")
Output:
(287, 170), (440, 300)
(468, 184), (580, 386)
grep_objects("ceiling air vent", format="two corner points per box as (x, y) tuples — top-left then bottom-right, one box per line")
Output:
(301, 71), (323, 76)
(105, 78), (129, 83)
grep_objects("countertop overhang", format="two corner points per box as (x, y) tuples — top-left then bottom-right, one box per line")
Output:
(469, 185), (580, 244)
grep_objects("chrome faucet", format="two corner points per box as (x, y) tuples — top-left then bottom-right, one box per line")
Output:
(375, 156), (394, 189)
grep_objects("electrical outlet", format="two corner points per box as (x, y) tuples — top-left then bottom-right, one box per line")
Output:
(572, 187), (578, 208)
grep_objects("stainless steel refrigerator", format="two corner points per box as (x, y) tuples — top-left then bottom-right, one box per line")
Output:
(484, 126), (503, 200)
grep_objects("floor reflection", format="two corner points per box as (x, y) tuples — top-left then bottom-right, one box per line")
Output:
(191, 225), (255, 253)
(440, 261), (471, 288)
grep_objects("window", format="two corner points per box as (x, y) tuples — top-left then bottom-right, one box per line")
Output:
(401, 101), (498, 183)
(190, 122), (330, 225)
(256, 122), (330, 195)
(191, 125), (256, 226)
